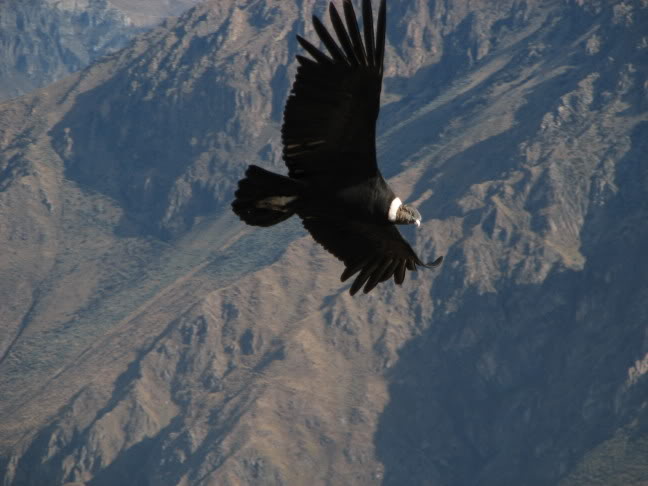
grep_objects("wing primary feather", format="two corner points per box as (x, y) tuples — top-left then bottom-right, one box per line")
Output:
(312, 15), (348, 64)
(422, 256), (444, 268)
(394, 260), (407, 285)
(379, 259), (400, 282)
(362, 0), (375, 67)
(364, 258), (391, 293)
(350, 259), (381, 295)
(374, 0), (386, 74)
(343, 0), (367, 64)
(405, 259), (416, 271)
(296, 54), (318, 68)
(341, 257), (371, 282)
(297, 35), (333, 64)
(329, 4), (359, 66)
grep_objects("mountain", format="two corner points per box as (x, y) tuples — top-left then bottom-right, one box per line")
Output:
(1, 0), (648, 484)
(0, 0), (201, 101)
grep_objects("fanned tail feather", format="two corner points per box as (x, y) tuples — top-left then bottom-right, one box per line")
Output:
(232, 165), (303, 227)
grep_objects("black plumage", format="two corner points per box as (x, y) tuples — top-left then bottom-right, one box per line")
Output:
(232, 0), (443, 295)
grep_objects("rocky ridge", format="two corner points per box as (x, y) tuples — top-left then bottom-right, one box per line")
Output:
(0, 0), (200, 101)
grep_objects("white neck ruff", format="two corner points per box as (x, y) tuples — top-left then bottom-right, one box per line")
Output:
(388, 197), (402, 222)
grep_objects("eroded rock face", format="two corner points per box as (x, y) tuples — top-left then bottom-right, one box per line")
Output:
(0, 0), (201, 101)
(1, 0), (647, 485)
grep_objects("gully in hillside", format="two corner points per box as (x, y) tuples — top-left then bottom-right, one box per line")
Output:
(232, 0), (442, 295)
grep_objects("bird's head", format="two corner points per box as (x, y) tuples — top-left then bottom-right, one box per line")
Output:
(389, 198), (421, 227)
(396, 204), (422, 227)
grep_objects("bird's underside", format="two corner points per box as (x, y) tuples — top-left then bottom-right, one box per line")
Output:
(231, 0), (443, 295)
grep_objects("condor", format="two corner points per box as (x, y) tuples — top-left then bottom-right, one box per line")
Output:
(232, 0), (443, 295)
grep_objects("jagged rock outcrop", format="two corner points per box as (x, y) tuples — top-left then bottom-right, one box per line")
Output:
(1, 0), (647, 485)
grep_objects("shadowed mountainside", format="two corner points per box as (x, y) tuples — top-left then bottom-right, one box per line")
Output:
(0, 0), (201, 101)
(1, 0), (648, 484)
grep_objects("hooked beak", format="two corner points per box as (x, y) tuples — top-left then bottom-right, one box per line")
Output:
(415, 219), (421, 228)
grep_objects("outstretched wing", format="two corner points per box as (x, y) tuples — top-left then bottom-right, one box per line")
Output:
(302, 218), (443, 295)
(282, 0), (387, 180)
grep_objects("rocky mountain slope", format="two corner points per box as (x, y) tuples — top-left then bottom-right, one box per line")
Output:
(1, 0), (647, 484)
(0, 0), (200, 101)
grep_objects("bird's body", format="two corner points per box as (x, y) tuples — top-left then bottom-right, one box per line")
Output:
(307, 173), (395, 223)
(232, 0), (442, 295)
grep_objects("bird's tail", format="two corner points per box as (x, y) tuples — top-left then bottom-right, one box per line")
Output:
(232, 165), (304, 227)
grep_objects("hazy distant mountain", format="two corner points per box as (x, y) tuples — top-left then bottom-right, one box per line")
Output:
(1, 0), (647, 485)
(0, 0), (201, 101)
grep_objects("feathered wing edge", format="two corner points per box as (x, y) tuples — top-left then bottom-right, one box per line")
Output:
(341, 254), (443, 296)
(302, 219), (444, 296)
(297, 0), (386, 71)
(288, 1), (444, 295)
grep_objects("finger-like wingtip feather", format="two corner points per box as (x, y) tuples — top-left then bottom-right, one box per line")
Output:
(362, 0), (375, 67)
(424, 256), (444, 268)
(341, 257), (370, 282)
(343, 0), (367, 64)
(394, 260), (407, 285)
(312, 15), (347, 63)
(379, 259), (400, 283)
(329, 3), (358, 65)
(374, 0), (386, 73)
(296, 54), (318, 68)
(350, 259), (380, 295)
(297, 35), (333, 64)
(363, 258), (392, 293)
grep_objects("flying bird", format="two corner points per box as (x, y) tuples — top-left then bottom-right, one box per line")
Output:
(232, 0), (443, 295)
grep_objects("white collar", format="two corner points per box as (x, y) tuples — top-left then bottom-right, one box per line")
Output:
(388, 197), (402, 222)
